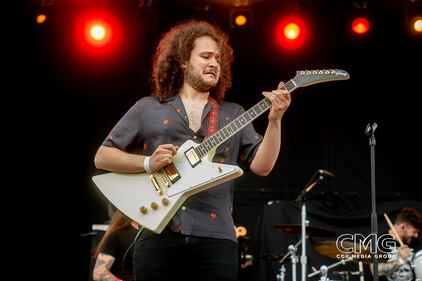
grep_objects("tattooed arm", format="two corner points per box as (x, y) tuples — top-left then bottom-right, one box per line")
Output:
(93, 253), (122, 281)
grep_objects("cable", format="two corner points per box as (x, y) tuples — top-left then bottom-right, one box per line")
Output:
(122, 227), (144, 270)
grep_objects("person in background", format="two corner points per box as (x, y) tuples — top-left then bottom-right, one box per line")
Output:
(94, 19), (291, 281)
(93, 210), (140, 281)
(371, 207), (422, 281)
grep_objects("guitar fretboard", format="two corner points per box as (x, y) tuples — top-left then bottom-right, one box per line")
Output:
(195, 79), (297, 158)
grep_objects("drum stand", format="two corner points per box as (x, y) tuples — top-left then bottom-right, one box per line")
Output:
(332, 268), (363, 281)
(289, 242), (300, 281)
(299, 198), (308, 281)
(276, 264), (286, 281)
(308, 257), (354, 281)
(319, 265), (329, 281)
(277, 239), (302, 281)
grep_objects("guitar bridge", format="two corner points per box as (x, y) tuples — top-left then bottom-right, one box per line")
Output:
(149, 175), (163, 195)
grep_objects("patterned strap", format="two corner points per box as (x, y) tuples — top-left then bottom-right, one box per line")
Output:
(205, 97), (219, 139)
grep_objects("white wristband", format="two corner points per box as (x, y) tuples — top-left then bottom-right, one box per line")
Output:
(144, 156), (152, 173)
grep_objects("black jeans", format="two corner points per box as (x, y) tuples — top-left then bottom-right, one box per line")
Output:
(133, 229), (238, 281)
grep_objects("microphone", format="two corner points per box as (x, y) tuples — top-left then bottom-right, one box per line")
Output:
(318, 169), (335, 178)
(365, 122), (378, 136)
(295, 169), (334, 201)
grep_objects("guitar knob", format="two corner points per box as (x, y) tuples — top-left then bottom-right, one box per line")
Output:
(139, 206), (148, 215)
(151, 202), (159, 210)
(161, 198), (169, 206)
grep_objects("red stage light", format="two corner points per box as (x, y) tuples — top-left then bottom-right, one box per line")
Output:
(351, 17), (370, 35)
(283, 23), (301, 40)
(73, 9), (122, 59)
(84, 20), (112, 48)
(274, 15), (309, 51)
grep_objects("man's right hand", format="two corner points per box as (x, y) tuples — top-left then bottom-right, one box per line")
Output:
(398, 245), (412, 261)
(149, 144), (178, 172)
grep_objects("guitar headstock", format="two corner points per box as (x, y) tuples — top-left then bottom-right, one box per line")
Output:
(293, 69), (350, 88)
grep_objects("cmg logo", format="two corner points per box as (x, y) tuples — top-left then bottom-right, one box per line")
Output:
(335, 233), (395, 260)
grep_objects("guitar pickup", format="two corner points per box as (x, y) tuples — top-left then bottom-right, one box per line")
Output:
(184, 147), (201, 167)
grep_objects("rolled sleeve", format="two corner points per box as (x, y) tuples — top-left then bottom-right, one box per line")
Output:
(103, 100), (144, 152)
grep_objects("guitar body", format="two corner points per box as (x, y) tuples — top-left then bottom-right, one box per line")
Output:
(92, 140), (243, 234)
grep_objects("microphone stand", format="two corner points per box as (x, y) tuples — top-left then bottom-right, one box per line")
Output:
(295, 170), (332, 281)
(365, 122), (378, 281)
(299, 198), (308, 281)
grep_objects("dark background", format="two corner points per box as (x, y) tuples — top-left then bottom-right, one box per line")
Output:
(15, 0), (421, 280)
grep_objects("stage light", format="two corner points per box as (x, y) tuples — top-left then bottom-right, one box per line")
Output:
(351, 16), (371, 35)
(274, 14), (309, 51)
(73, 9), (123, 60)
(283, 22), (301, 40)
(33, 0), (55, 25)
(230, 8), (253, 30)
(84, 19), (112, 48)
(234, 14), (247, 26)
(35, 13), (47, 24)
(405, 1), (422, 36)
(414, 18), (422, 32)
(348, 0), (373, 38)
(89, 24), (107, 42)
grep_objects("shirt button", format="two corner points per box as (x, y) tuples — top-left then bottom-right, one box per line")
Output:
(181, 206), (186, 211)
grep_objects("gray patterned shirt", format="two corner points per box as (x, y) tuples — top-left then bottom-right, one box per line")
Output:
(103, 95), (263, 242)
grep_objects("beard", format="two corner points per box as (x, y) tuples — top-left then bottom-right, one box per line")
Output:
(185, 63), (218, 92)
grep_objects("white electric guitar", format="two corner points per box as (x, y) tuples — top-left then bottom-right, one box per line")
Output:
(92, 69), (349, 233)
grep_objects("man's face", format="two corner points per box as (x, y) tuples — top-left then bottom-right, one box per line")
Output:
(401, 223), (420, 244)
(184, 36), (221, 92)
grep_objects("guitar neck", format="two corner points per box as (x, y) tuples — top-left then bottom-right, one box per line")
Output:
(195, 79), (297, 158)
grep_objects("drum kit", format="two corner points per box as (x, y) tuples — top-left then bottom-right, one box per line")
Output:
(260, 223), (422, 281)
(257, 171), (421, 281)
(259, 223), (379, 281)
(270, 224), (360, 281)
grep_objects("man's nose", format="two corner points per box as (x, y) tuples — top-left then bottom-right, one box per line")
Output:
(209, 57), (219, 67)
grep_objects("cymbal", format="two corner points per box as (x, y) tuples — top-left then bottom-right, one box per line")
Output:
(258, 253), (287, 261)
(315, 240), (389, 263)
(274, 224), (337, 237)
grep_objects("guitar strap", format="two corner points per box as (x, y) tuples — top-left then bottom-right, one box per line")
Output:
(205, 97), (219, 139)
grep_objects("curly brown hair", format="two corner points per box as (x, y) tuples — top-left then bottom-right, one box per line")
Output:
(151, 20), (233, 102)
